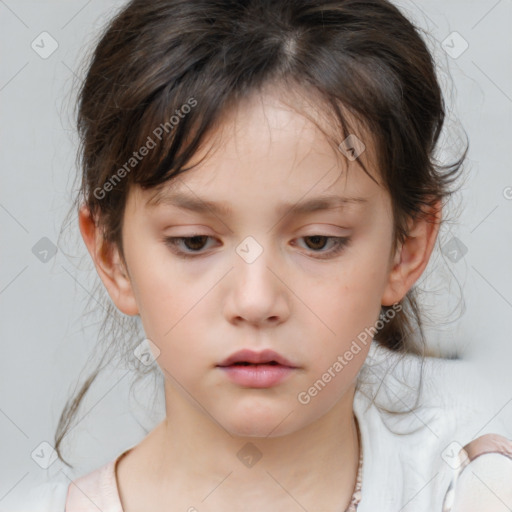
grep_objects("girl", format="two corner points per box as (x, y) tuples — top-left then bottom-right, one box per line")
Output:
(20, 0), (512, 510)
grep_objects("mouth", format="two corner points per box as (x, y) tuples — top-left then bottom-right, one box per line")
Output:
(216, 348), (297, 368)
(216, 349), (298, 388)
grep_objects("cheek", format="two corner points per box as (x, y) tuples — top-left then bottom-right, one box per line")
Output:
(126, 247), (191, 339)
(307, 263), (383, 337)
(128, 254), (216, 374)
(299, 242), (388, 372)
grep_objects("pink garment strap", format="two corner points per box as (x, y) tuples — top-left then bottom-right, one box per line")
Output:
(344, 414), (363, 511)
(461, 433), (512, 466)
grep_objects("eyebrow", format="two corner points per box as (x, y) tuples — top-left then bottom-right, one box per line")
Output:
(146, 190), (368, 217)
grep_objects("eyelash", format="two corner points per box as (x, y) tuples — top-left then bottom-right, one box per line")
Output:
(162, 235), (351, 260)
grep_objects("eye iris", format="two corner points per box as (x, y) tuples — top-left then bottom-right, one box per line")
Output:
(186, 236), (208, 250)
(305, 235), (327, 250)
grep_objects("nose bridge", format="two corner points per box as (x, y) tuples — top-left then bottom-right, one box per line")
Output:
(225, 233), (289, 325)
(235, 234), (267, 266)
(234, 234), (276, 289)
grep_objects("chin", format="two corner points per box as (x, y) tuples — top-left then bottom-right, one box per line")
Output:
(221, 403), (300, 439)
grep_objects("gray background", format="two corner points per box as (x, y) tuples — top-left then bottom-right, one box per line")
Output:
(1, 0), (511, 500)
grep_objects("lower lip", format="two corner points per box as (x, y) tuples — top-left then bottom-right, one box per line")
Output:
(218, 364), (295, 388)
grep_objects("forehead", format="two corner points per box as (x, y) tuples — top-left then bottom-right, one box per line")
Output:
(138, 85), (383, 213)
(206, 83), (378, 173)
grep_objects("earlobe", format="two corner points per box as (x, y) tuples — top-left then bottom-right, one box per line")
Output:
(78, 205), (139, 316)
(381, 202), (441, 306)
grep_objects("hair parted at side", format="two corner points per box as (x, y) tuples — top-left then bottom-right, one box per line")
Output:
(55, 0), (468, 467)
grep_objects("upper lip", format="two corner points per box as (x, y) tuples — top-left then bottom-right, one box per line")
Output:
(217, 349), (297, 368)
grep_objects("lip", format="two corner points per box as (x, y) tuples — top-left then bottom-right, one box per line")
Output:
(216, 349), (298, 388)
(217, 349), (297, 368)
(218, 364), (295, 388)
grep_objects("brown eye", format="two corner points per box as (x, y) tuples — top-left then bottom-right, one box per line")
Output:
(163, 235), (215, 258)
(182, 235), (209, 250)
(295, 236), (351, 259)
(303, 235), (329, 250)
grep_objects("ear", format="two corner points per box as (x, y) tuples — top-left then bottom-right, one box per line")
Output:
(78, 205), (139, 316)
(381, 201), (441, 306)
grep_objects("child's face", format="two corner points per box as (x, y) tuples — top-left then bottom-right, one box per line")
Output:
(99, 87), (420, 436)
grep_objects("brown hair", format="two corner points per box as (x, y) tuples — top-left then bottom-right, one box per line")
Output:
(56, 0), (468, 467)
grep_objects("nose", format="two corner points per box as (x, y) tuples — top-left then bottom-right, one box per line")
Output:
(223, 239), (291, 328)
